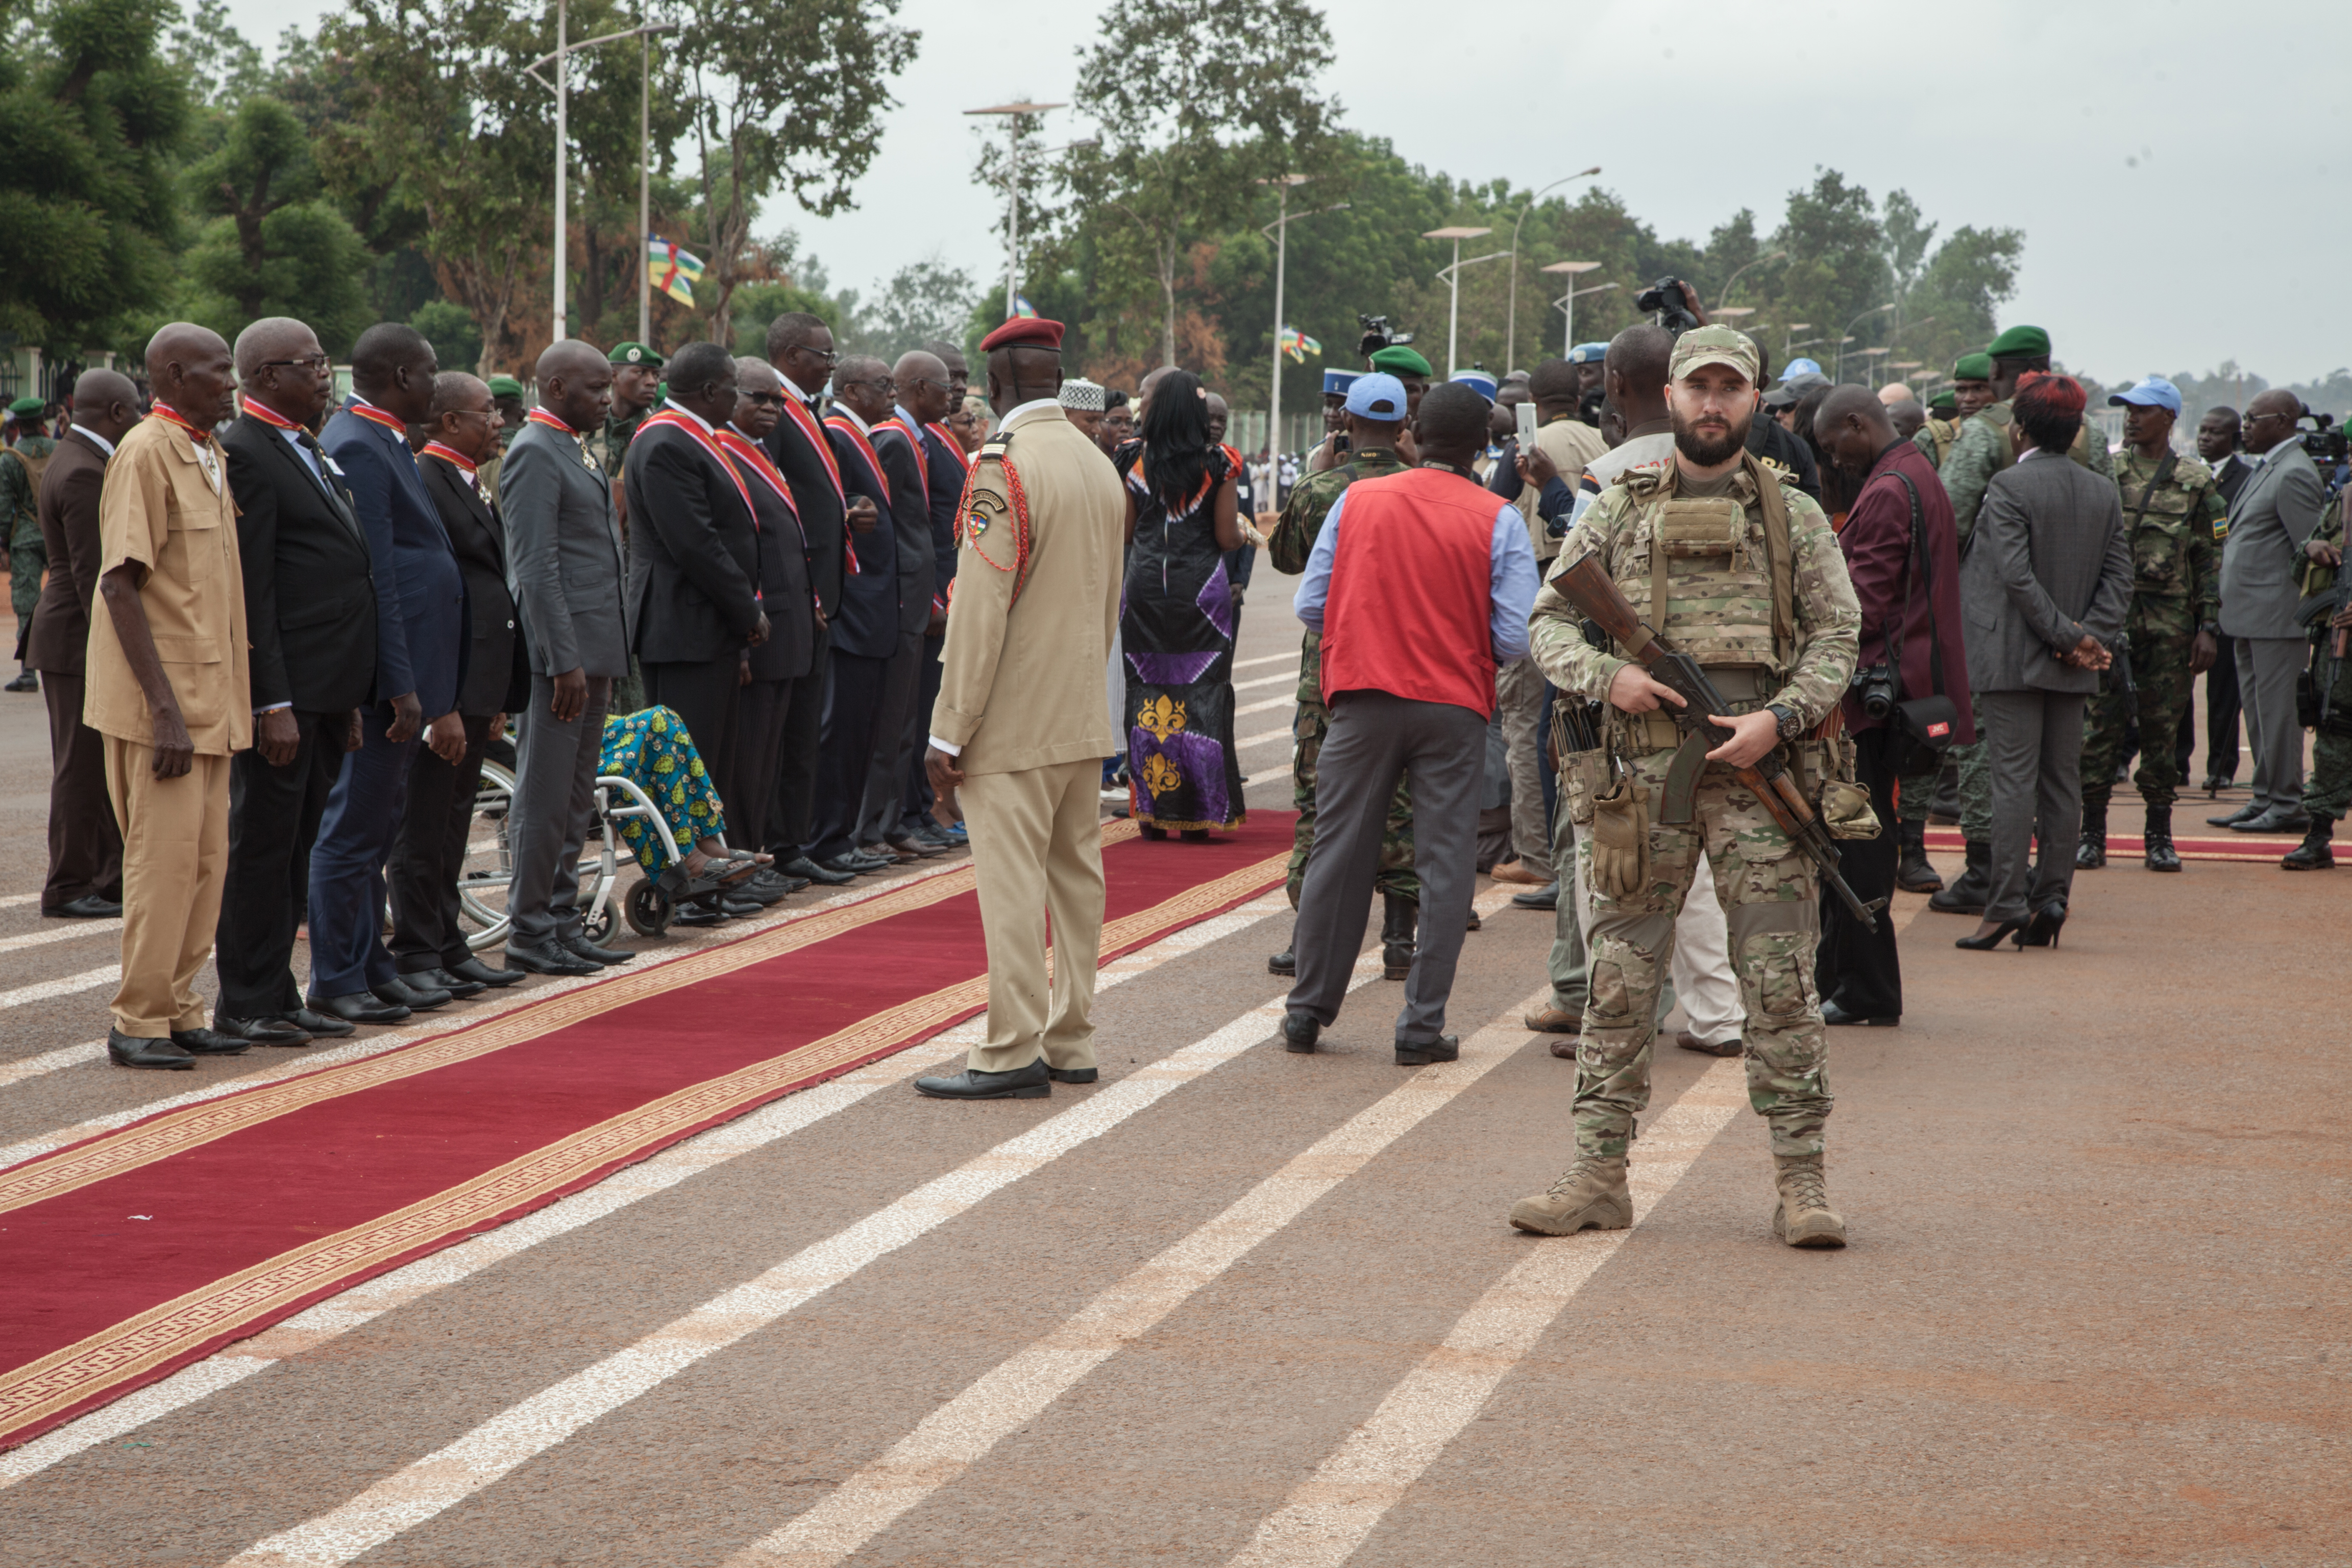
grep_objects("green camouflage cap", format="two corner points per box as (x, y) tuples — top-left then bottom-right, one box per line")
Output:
(1984, 324), (2049, 360)
(486, 375), (525, 399)
(1367, 344), (1433, 379)
(607, 341), (665, 369)
(7, 395), (43, 418)
(1668, 324), (1759, 384)
(1952, 352), (1992, 381)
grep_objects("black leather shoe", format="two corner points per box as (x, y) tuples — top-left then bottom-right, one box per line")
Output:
(846, 849), (895, 872)
(4, 669), (37, 693)
(1820, 1000), (1899, 1027)
(375, 975), (452, 1011)
(109, 1028), (194, 1069)
(211, 1014), (313, 1046)
(279, 1006), (354, 1038)
(169, 1026), (251, 1056)
(1395, 1034), (1459, 1066)
(2207, 800), (2262, 828)
(446, 956), (523, 988)
(673, 898), (733, 927)
(306, 990), (411, 1024)
(748, 869), (810, 899)
(501, 938), (598, 976)
(782, 854), (855, 886)
(1046, 1066), (1098, 1084)
(812, 853), (874, 878)
(46, 894), (123, 919)
(886, 832), (945, 859)
(1510, 881), (1558, 910)
(718, 892), (764, 918)
(405, 966), (486, 999)
(915, 1059), (1051, 1099)
(563, 933), (635, 965)
(1282, 1010), (1320, 1054)
(2234, 805), (2311, 835)
(1267, 947), (1295, 976)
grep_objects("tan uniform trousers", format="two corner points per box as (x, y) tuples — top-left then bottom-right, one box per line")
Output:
(961, 757), (1107, 1074)
(103, 738), (231, 1038)
(1496, 655), (1549, 867)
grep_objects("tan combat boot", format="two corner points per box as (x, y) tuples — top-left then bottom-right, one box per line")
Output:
(1507, 1156), (1631, 1235)
(1772, 1154), (1847, 1247)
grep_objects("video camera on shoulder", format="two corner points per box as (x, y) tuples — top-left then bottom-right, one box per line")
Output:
(2295, 407), (2349, 472)
(1633, 276), (1703, 337)
(1357, 313), (1414, 359)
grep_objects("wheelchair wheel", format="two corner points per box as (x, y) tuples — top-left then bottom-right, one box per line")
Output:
(625, 877), (673, 938)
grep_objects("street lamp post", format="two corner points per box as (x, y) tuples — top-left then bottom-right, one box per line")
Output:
(1781, 322), (1810, 362)
(1551, 278), (1618, 356)
(1834, 303), (1895, 383)
(1259, 176), (1347, 470)
(1712, 249), (1785, 313)
(1424, 226), (1496, 376)
(1539, 261), (1602, 355)
(526, 10), (676, 345)
(964, 102), (1065, 320)
(1504, 166), (1599, 372)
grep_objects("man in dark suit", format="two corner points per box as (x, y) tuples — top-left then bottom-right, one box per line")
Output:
(2191, 406), (2252, 788)
(501, 340), (633, 975)
(716, 356), (816, 904)
(623, 340), (768, 922)
(857, 355), (943, 861)
(760, 313), (873, 886)
(878, 347), (964, 853)
(210, 320), (382, 1044)
(308, 323), (470, 1025)
(393, 371), (531, 992)
(29, 370), (137, 919)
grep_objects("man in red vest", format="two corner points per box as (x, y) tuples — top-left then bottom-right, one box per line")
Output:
(1282, 379), (1541, 1064)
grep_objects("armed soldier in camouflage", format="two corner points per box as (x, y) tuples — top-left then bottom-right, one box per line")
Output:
(1912, 352), (1994, 472)
(3, 396), (58, 692)
(1506, 326), (1861, 1250)
(1266, 373), (1420, 979)
(2076, 378), (2222, 873)
(1926, 326), (2116, 917)
(2287, 494), (2352, 870)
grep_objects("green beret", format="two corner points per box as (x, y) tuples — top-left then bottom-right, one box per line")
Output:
(7, 396), (43, 418)
(1368, 345), (1433, 379)
(1952, 353), (1992, 381)
(1984, 325), (2050, 360)
(1928, 389), (1958, 412)
(486, 375), (525, 399)
(654, 380), (668, 403)
(607, 341), (665, 369)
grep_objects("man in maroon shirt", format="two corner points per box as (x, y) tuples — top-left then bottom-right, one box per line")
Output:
(1810, 385), (1974, 1025)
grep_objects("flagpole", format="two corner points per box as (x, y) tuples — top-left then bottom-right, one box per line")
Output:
(637, 24), (650, 344)
(552, 0), (566, 342)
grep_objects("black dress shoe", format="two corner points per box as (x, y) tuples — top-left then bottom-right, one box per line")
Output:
(109, 1028), (194, 1069)
(501, 937), (598, 976)
(2234, 805), (2311, 835)
(278, 1005), (354, 1038)
(405, 966), (487, 999)
(4, 669), (38, 693)
(1267, 947), (1295, 976)
(782, 854), (855, 886)
(211, 1014), (313, 1046)
(846, 849), (895, 872)
(812, 852), (874, 878)
(446, 955), (523, 988)
(45, 894), (123, 919)
(718, 892), (764, 918)
(1510, 881), (1559, 911)
(170, 1026), (252, 1056)
(307, 990), (412, 1024)
(1395, 1034), (1459, 1066)
(1282, 1009), (1320, 1054)
(563, 933), (635, 965)
(1046, 1066), (1098, 1084)
(2207, 800), (2263, 828)
(915, 1059), (1051, 1099)
(886, 832), (945, 859)
(1820, 1000), (1899, 1027)
(748, 869), (810, 899)
(375, 975), (452, 1011)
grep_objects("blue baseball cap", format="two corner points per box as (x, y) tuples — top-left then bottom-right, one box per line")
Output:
(1450, 369), (1498, 403)
(1778, 357), (1822, 382)
(1344, 373), (1409, 420)
(2108, 376), (2182, 415)
(1321, 369), (1360, 398)
(1567, 341), (1610, 364)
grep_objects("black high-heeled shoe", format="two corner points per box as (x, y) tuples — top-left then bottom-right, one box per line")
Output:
(2017, 899), (2067, 948)
(1954, 916), (2029, 950)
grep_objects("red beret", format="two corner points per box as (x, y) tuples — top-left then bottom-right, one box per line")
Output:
(979, 316), (1065, 353)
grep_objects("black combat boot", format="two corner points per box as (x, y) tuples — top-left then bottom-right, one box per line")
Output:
(1928, 840), (1990, 915)
(1380, 893), (1417, 981)
(2282, 817), (2335, 871)
(2142, 804), (2182, 872)
(1894, 820), (1943, 893)
(2075, 805), (2108, 869)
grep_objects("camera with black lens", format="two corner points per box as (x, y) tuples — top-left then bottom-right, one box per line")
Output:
(2296, 408), (2348, 472)
(1357, 313), (1415, 359)
(1632, 276), (1703, 336)
(1849, 663), (1899, 722)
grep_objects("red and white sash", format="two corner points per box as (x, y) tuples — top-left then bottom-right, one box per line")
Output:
(824, 414), (891, 506)
(775, 396), (846, 506)
(639, 407), (755, 521)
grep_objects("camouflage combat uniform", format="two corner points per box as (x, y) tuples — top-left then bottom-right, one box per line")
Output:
(1935, 399), (2115, 845)
(2079, 450), (2222, 821)
(1529, 455), (1860, 1160)
(2, 436), (56, 632)
(2298, 504), (2352, 831)
(1268, 443), (1418, 906)
(1910, 415), (1964, 472)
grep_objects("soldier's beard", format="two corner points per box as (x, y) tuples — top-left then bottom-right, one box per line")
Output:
(1672, 408), (1752, 467)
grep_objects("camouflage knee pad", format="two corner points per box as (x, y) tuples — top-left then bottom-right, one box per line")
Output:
(1572, 896), (1673, 1161)
(1725, 890), (1830, 1159)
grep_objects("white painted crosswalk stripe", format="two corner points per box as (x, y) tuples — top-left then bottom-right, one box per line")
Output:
(1222, 1058), (1749, 1568)
(0, 963), (118, 1011)
(0, 918), (120, 956)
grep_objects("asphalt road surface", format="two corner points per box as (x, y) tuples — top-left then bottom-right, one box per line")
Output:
(0, 587), (2344, 1567)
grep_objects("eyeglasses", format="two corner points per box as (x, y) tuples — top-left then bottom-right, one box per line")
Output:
(903, 376), (951, 394)
(789, 347), (841, 367)
(742, 391), (787, 408)
(840, 377), (896, 396)
(256, 354), (331, 374)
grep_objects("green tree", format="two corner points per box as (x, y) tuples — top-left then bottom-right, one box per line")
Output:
(0, 0), (190, 350)
(182, 94), (373, 351)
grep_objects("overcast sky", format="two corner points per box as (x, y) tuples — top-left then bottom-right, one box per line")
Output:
(229, 0), (2352, 386)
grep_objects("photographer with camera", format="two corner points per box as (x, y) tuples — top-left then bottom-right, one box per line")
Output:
(1810, 385), (1972, 1025)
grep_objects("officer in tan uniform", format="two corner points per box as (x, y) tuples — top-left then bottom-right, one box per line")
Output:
(85, 324), (256, 1068)
(917, 316), (1126, 1100)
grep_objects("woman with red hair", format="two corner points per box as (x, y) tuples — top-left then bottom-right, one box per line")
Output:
(1953, 373), (2133, 949)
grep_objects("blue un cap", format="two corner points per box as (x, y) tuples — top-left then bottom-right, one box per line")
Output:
(1778, 357), (1822, 383)
(1344, 373), (1408, 420)
(2108, 376), (2182, 415)
(1450, 369), (1498, 403)
(1321, 369), (1360, 398)
(1567, 341), (1610, 364)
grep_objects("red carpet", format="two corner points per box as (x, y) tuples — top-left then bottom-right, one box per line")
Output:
(1921, 825), (2300, 864)
(0, 817), (1292, 1452)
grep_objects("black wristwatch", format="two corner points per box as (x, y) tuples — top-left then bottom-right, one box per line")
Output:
(1768, 702), (1799, 741)
(2197, 621), (2221, 638)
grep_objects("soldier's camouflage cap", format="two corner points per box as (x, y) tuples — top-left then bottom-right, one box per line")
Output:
(1668, 325), (1759, 384)
(486, 375), (525, 399)
(1952, 352), (1992, 381)
(607, 341), (665, 368)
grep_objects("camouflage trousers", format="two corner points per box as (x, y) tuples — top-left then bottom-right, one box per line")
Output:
(1949, 694), (1993, 842)
(1289, 693), (1418, 907)
(2079, 632), (2194, 815)
(10, 537), (42, 625)
(1572, 751), (1830, 1161)
(1896, 763), (1937, 824)
(2305, 648), (2352, 822)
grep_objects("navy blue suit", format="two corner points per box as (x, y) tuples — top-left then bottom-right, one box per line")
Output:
(807, 414), (904, 861)
(308, 398), (468, 999)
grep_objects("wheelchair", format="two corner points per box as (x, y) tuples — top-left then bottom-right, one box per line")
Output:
(459, 756), (689, 951)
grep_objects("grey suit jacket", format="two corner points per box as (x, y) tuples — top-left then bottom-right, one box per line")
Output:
(500, 419), (632, 678)
(1963, 451), (2131, 695)
(2217, 443), (2325, 641)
